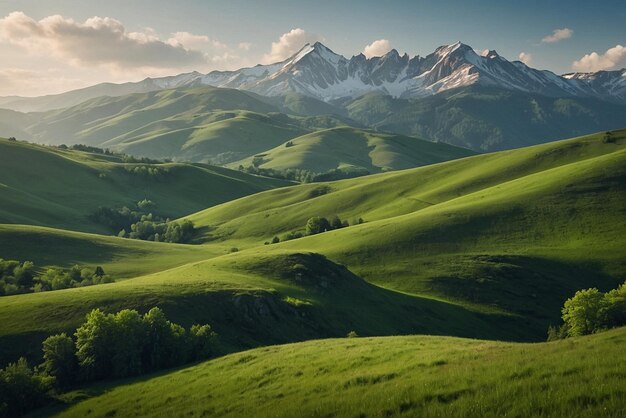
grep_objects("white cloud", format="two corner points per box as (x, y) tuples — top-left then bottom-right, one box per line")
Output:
(363, 39), (392, 58)
(238, 42), (252, 51)
(0, 12), (209, 69)
(541, 28), (573, 43)
(518, 52), (532, 65)
(261, 28), (322, 63)
(572, 45), (626, 72)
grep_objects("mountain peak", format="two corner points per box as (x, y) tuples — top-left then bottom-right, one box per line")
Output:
(482, 49), (501, 59)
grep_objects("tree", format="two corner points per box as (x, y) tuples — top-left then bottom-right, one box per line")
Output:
(271, 236), (280, 244)
(75, 309), (115, 381)
(189, 324), (218, 360)
(110, 309), (145, 377)
(94, 266), (105, 278)
(604, 282), (626, 328)
(330, 216), (343, 230)
(41, 333), (77, 388)
(0, 358), (54, 417)
(305, 217), (330, 235)
(14, 261), (35, 289)
(561, 288), (609, 336)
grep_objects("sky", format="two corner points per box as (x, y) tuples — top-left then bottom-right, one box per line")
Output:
(0, 0), (624, 96)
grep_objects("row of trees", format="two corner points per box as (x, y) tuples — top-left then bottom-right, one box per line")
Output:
(0, 259), (112, 296)
(238, 165), (370, 183)
(56, 144), (167, 163)
(548, 281), (626, 340)
(92, 200), (197, 243)
(118, 218), (196, 243)
(267, 215), (364, 245)
(0, 307), (218, 417)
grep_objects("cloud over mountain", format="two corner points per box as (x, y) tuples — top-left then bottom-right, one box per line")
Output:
(572, 45), (626, 72)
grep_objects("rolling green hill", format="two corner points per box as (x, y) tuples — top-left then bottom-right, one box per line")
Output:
(188, 129), (626, 334)
(17, 87), (350, 164)
(230, 126), (475, 174)
(0, 138), (290, 233)
(52, 327), (626, 418)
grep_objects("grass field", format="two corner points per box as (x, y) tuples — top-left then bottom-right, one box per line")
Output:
(47, 326), (626, 418)
(1, 130), (624, 370)
(229, 126), (475, 173)
(0, 139), (290, 232)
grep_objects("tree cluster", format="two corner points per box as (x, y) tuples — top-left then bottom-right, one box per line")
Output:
(124, 165), (170, 178)
(118, 218), (196, 244)
(0, 307), (217, 417)
(268, 215), (362, 244)
(548, 281), (626, 340)
(0, 259), (111, 296)
(239, 165), (370, 183)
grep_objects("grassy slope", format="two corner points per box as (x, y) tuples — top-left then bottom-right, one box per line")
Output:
(21, 87), (349, 164)
(0, 248), (526, 366)
(0, 139), (290, 233)
(54, 327), (626, 418)
(188, 129), (626, 333)
(108, 112), (307, 164)
(229, 126), (475, 173)
(1, 130), (624, 366)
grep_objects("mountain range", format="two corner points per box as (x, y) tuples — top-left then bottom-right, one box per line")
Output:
(1, 41), (624, 113)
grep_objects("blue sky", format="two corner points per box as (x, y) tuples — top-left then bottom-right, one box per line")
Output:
(0, 0), (624, 96)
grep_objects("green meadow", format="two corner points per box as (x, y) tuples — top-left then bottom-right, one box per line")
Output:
(0, 128), (624, 417)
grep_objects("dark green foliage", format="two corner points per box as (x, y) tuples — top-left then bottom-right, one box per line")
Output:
(0, 259), (111, 296)
(271, 236), (280, 244)
(127, 219), (196, 243)
(305, 215), (349, 236)
(189, 324), (218, 360)
(41, 333), (77, 389)
(0, 358), (53, 418)
(306, 217), (331, 235)
(92, 200), (197, 243)
(240, 165), (369, 183)
(74, 307), (217, 382)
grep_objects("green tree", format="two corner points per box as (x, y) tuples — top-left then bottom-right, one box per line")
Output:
(189, 324), (218, 360)
(330, 216), (343, 230)
(0, 358), (54, 417)
(604, 282), (626, 328)
(305, 217), (330, 235)
(110, 310), (145, 377)
(41, 333), (77, 388)
(75, 309), (115, 381)
(561, 288), (609, 336)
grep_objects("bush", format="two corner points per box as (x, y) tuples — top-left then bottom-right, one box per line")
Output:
(346, 331), (359, 338)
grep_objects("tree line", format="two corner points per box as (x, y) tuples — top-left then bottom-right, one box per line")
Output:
(267, 215), (364, 244)
(91, 200), (197, 243)
(548, 280), (626, 340)
(0, 307), (218, 417)
(239, 165), (370, 183)
(0, 259), (112, 296)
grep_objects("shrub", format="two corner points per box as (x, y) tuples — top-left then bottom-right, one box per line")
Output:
(346, 331), (359, 338)
(562, 288), (609, 336)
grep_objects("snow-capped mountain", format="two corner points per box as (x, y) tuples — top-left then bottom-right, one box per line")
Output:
(187, 41), (625, 103)
(563, 69), (626, 101)
(1, 41), (624, 113)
